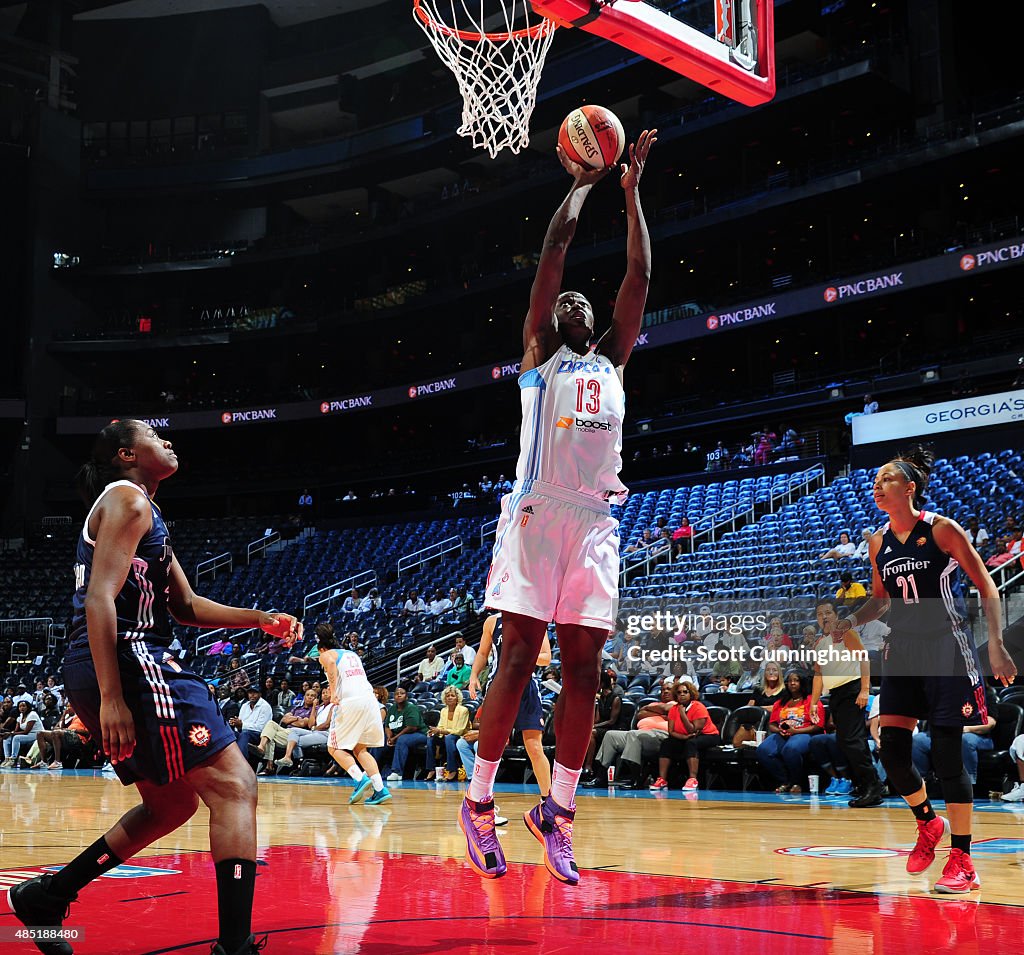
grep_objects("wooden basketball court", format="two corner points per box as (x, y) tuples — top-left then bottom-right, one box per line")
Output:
(3, 768), (1024, 953)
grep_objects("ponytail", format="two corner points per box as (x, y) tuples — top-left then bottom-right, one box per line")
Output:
(76, 419), (141, 505)
(890, 444), (935, 509)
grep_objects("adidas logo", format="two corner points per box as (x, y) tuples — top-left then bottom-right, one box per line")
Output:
(521, 505), (535, 514)
(884, 546), (892, 554)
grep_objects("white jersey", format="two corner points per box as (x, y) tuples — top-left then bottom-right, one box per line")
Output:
(516, 344), (627, 502)
(327, 649), (374, 703)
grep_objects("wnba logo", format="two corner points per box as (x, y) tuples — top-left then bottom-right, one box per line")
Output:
(959, 254), (976, 271)
(221, 412), (232, 424)
(706, 315), (719, 330)
(824, 287), (838, 303)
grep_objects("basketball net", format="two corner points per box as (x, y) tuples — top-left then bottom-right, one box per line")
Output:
(413, 0), (558, 158)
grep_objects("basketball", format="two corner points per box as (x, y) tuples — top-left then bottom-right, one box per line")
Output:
(558, 105), (625, 169)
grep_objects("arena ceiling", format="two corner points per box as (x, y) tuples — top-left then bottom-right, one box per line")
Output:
(69, 0), (391, 27)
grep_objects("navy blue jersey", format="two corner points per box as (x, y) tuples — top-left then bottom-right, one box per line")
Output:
(69, 481), (174, 652)
(875, 511), (971, 640)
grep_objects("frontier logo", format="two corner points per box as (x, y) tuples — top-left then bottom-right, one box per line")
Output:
(221, 408), (278, 425)
(823, 272), (903, 303)
(408, 378), (457, 399)
(320, 396), (373, 414)
(491, 361), (522, 380)
(706, 303), (776, 331)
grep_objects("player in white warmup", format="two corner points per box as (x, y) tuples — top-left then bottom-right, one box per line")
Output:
(459, 129), (656, 884)
(317, 623), (390, 805)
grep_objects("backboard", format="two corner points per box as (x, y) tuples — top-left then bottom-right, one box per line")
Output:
(532, 0), (775, 107)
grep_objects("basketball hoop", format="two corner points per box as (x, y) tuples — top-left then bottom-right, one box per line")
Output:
(412, 0), (558, 158)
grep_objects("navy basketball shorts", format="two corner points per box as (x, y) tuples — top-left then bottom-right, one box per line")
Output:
(63, 641), (236, 786)
(513, 677), (545, 733)
(878, 633), (988, 728)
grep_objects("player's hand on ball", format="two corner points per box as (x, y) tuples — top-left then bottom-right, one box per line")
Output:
(556, 144), (610, 185)
(620, 128), (657, 190)
(259, 612), (302, 648)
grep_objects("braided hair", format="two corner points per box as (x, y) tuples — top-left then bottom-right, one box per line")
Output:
(76, 419), (142, 505)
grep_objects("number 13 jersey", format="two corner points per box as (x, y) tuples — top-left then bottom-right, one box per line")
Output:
(515, 344), (627, 503)
(876, 511), (970, 639)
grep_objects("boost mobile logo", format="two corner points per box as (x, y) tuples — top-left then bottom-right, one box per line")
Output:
(824, 272), (903, 302)
(558, 416), (613, 433)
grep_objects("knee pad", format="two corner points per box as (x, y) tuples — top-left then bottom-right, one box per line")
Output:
(931, 725), (973, 803)
(879, 726), (922, 797)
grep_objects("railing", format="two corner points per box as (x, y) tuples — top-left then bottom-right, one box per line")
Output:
(194, 626), (259, 658)
(303, 569), (378, 619)
(397, 536), (463, 579)
(984, 561), (1024, 632)
(247, 531), (280, 565)
(479, 517), (500, 548)
(394, 628), (469, 688)
(0, 617), (53, 640)
(196, 551), (232, 585)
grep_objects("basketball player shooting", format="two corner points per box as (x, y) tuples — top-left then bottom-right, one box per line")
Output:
(459, 129), (656, 883)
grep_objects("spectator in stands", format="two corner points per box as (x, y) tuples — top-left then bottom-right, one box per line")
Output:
(852, 529), (873, 559)
(650, 681), (720, 791)
(425, 686), (471, 781)
(12, 683), (32, 706)
(762, 618), (793, 651)
(225, 657), (250, 690)
(0, 696), (15, 736)
(342, 588), (363, 614)
(775, 427), (802, 461)
(45, 677), (63, 706)
(1000, 733), (1024, 801)
(449, 635), (476, 670)
(586, 682), (675, 789)
(753, 428), (775, 467)
(230, 687), (272, 756)
(402, 588), (427, 616)
(31, 680), (47, 710)
(358, 588), (382, 614)
(581, 672), (624, 785)
(263, 677), (276, 698)
(446, 654), (472, 691)
(34, 702), (91, 770)
(748, 661), (786, 710)
(2, 700), (42, 768)
(624, 529), (655, 553)
(429, 588), (453, 616)
(710, 651), (742, 690)
(385, 687), (429, 781)
(273, 679), (292, 712)
(39, 694), (61, 730)
(706, 441), (730, 471)
(603, 628), (627, 671)
(985, 530), (1022, 569)
(416, 645), (445, 685)
(249, 688), (317, 775)
(863, 394), (879, 415)
(965, 517), (990, 554)
(275, 687), (336, 771)
(650, 528), (674, 559)
(836, 571), (867, 607)
(672, 518), (694, 556)
(453, 586), (478, 621)
(495, 474), (513, 494)
(342, 490), (357, 501)
(754, 671), (825, 794)
(821, 532), (856, 560)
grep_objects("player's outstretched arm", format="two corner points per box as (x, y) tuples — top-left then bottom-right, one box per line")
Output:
(601, 129), (656, 369)
(523, 148), (609, 372)
(167, 555), (302, 643)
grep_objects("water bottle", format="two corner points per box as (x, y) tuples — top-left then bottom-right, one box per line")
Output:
(607, 765), (615, 785)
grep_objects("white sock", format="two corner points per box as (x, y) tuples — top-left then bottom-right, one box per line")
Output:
(468, 757), (500, 802)
(370, 772), (384, 792)
(550, 762), (582, 809)
(347, 765), (364, 782)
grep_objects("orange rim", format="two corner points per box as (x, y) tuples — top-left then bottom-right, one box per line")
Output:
(413, 0), (555, 42)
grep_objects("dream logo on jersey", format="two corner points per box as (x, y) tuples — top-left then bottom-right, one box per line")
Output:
(916, 536), (927, 547)
(188, 724), (212, 748)
(491, 572), (510, 597)
(961, 702), (974, 718)
(556, 358), (611, 375)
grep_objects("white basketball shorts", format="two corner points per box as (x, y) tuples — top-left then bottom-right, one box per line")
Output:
(329, 695), (385, 751)
(485, 479), (620, 631)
